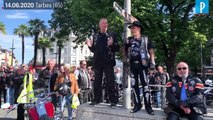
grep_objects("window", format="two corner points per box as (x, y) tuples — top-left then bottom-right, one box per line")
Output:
(71, 57), (76, 65)
(71, 47), (76, 55)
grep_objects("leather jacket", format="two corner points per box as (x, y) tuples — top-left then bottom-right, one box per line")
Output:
(37, 67), (59, 92)
(166, 76), (207, 114)
(88, 32), (119, 67)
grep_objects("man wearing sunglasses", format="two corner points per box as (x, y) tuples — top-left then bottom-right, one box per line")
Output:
(77, 60), (91, 103)
(165, 62), (207, 120)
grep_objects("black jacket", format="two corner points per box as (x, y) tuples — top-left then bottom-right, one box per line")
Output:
(88, 32), (119, 67)
(166, 76), (207, 114)
(37, 68), (59, 92)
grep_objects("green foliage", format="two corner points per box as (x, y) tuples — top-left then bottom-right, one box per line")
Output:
(0, 22), (6, 34)
(14, 24), (29, 64)
(28, 19), (47, 36)
(14, 24), (29, 37)
(28, 19), (47, 67)
(38, 37), (51, 48)
(50, 0), (124, 43)
(50, 0), (213, 74)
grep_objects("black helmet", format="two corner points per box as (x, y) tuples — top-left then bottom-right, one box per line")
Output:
(56, 83), (70, 96)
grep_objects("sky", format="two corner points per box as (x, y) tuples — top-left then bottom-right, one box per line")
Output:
(0, 0), (53, 64)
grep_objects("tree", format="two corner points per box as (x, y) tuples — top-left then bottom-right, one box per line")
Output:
(0, 22), (6, 34)
(28, 19), (47, 67)
(50, 30), (69, 68)
(50, 0), (213, 75)
(38, 36), (51, 66)
(14, 24), (29, 64)
(49, 0), (124, 43)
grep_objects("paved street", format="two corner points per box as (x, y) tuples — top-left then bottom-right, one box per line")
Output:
(0, 104), (213, 120)
(0, 106), (70, 120)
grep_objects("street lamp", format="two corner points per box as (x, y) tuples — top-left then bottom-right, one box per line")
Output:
(10, 39), (15, 66)
(53, 52), (58, 66)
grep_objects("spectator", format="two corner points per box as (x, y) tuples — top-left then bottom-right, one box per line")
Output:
(165, 61), (207, 120)
(54, 64), (79, 120)
(37, 59), (59, 107)
(0, 66), (7, 108)
(86, 18), (120, 108)
(76, 60), (91, 103)
(114, 67), (122, 103)
(87, 66), (94, 102)
(4, 66), (15, 108)
(16, 66), (35, 120)
(13, 66), (26, 106)
(154, 65), (169, 108)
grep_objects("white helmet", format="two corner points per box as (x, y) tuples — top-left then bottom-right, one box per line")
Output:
(205, 79), (213, 86)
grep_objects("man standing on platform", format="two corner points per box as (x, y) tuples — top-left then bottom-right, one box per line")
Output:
(86, 18), (120, 108)
(124, 21), (155, 115)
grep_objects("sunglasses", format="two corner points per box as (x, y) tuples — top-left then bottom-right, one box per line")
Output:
(177, 67), (187, 71)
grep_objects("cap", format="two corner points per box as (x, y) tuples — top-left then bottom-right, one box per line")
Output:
(128, 21), (144, 31)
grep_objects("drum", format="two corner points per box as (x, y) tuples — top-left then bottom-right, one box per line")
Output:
(27, 102), (55, 120)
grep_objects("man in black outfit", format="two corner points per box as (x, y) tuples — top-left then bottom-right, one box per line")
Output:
(86, 18), (120, 108)
(124, 21), (155, 115)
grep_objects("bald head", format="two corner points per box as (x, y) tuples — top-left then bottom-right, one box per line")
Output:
(99, 18), (108, 33)
(176, 62), (189, 78)
(47, 59), (55, 70)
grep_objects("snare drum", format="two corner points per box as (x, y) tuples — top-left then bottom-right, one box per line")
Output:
(27, 102), (55, 120)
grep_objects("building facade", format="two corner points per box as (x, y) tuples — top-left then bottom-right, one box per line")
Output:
(37, 32), (93, 67)
(0, 48), (16, 66)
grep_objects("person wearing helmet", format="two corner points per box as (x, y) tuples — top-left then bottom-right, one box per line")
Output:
(54, 64), (79, 120)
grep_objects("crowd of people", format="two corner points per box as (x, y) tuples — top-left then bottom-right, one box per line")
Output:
(0, 18), (207, 120)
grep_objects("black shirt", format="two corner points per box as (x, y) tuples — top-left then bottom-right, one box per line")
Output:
(97, 33), (108, 62)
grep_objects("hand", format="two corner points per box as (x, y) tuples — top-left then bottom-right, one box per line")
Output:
(107, 37), (113, 47)
(149, 63), (155, 70)
(86, 38), (93, 47)
(180, 104), (191, 114)
(125, 38), (129, 44)
(185, 107), (191, 114)
(182, 107), (191, 114)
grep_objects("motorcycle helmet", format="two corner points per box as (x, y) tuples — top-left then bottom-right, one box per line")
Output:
(56, 83), (70, 96)
(205, 79), (213, 86)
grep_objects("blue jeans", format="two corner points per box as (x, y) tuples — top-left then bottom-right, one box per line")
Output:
(156, 91), (161, 108)
(9, 87), (15, 105)
(6, 88), (10, 103)
(60, 94), (73, 120)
